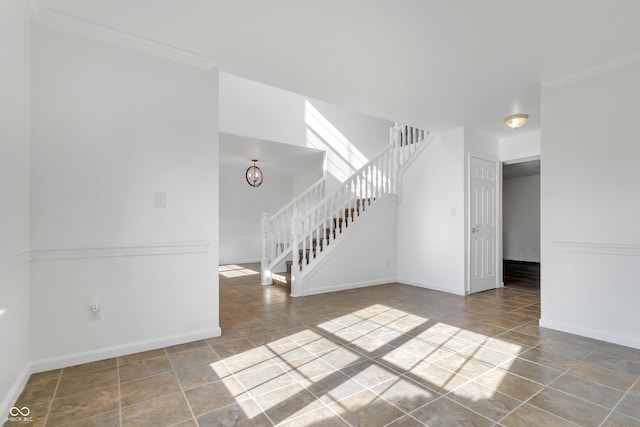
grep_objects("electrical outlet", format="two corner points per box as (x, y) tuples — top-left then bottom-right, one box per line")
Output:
(88, 303), (101, 321)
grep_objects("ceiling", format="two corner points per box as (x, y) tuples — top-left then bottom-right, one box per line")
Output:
(503, 159), (540, 179)
(220, 133), (324, 174)
(35, 0), (640, 139)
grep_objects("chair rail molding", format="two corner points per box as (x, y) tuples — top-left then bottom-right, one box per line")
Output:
(31, 241), (210, 261)
(552, 241), (640, 257)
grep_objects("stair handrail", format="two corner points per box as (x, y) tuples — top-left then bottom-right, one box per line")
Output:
(290, 124), (430, 289)
(260, 177), (326, 284)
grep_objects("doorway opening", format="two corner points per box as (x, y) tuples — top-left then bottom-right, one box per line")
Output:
(502, 158), (540, 290)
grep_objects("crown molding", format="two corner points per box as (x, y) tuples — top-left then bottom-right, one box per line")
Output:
(543, 53), (640, 89)
(32, 7), (216, 70)
(552, 241), (640, 257)
(31, 241), (210, 261)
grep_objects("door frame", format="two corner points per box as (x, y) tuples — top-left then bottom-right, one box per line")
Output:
(466, 152), (502, 295)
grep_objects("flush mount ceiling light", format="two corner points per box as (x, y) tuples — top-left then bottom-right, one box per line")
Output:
(245, 159), (263, 187)
(504, 114), (529, 129)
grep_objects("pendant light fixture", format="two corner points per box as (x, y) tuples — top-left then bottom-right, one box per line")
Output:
(245, 159), (263, 187)
(504, 114), (529, 129)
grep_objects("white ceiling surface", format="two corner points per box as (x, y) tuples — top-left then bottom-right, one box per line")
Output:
(220, 133), (324, 174)
(503, 159), (540, 179)
(36, 0), (640, 139)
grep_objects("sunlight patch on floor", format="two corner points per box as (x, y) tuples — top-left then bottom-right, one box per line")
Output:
(218, 264), (259, 278)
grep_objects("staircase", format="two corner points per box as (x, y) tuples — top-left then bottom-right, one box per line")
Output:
(261, 123), (431, 296)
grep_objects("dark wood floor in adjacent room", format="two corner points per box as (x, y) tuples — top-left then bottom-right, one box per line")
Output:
(503, 260), (540, 290)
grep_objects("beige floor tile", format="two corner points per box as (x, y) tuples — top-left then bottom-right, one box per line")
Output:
(329, 390), (405, 427)
(119, 355), (172, 383)
(384, 415), (426, 427)
(14, 376), (58, 407)
(167, 346), (219, 371)
(340, 360), (400, 388)
(117, 349), (166, 365)
(120, 372), (180, 408)
(208, 338), (255, 359)
(165, 340), (208, 354)
(26, 370), (61, 387)
(499, 358), (563, 384)
(300, 371), (365, 404)
(121, 392), (192, 427)
(475, 369), (544, 401)
(47, 386), (119, 426)
(406, 363), (469, 394)
(196, 400), (272, 427)
(518, 347), (579, 371)
(550, 374), (624, 408)
(56, 410), (120, 427)
(235, 364), (296, 398)
(278, 406), (348, 426)
(500, 403), (576, 426)
(61, 359), (117, 378)
(457, 344), (515, 367)
(371, 376), (439, 413)
(277, 355), (336, 382)
(318, 346), (365, 370)
(174, 360), (232, 390)
(252, 383), (322, 424)
(410, 396), (493, 427)
(56, 367), (118, 398)
(434, 353), (493, 380)
(447, 381), (521, 421)
(616, 393), (640, 420)
(602, 411), (640, 427)
(184, 377), (249, 416)
(528, 387), (610, 427)
(568, 361), (637, 391)
(376, 347), (427, 373)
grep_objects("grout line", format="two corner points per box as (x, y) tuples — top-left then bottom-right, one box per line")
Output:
(42, 369), (63, 426)
(165, 347), (201, 427)
(599, 376), (640, 426)
(116, 359), (123, 427)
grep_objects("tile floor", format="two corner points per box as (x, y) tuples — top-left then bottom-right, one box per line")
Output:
(6, 263), (640, 426)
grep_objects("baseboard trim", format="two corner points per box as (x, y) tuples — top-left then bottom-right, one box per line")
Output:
(539, 318), (640, 350)
(397, 278), (467, 296)
(305, 278), (394, 296)
(0, 363), (31, 421)
(30, 327), (221, 373)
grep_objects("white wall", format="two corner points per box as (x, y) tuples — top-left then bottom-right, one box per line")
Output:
(301, 196), (398, 296)
(397, 129), (466, 295)
(219, 72), (393, 192)
(219, 164), (294, 264)
(0, 0), (31, 415)
(30, 25), (220, 369)
(503, 175), (540, 262)
(499, 130), (541, 162)
(540, 63), (640, 349)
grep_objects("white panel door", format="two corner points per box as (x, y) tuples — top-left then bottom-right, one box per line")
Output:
(470, 157), (498, 293)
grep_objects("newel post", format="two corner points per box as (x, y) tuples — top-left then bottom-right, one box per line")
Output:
(260, 213), (272, 285)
